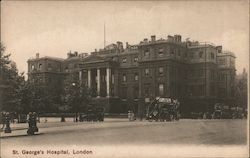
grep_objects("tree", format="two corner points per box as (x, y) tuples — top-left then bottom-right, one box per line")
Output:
(0, 43), (25, 113)
(17, 82), (55, 113)
(62, 76), (90, 121)
(1, 43), (60, 118)
(235, 69), (247, 108)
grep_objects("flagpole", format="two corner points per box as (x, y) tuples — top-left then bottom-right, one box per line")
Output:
(104, 22), (106, 48)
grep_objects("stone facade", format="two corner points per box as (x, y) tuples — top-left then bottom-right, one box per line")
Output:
(27, 35), (236, 114)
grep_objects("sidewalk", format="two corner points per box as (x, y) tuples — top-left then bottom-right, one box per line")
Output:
(0, 117), (129, 138)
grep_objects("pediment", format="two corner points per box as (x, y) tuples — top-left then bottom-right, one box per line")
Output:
(82, 55), (105, 63)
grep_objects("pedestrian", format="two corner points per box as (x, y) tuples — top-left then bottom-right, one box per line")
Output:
(4, 112), (12, 133)
(1, 112), (6, 129)
(203, 112), (207, 119)
(27, 112), (32, 128)
(33, 112), (37, 126)
(139, 111), (143, 121)
(131, 111), (134, 121)
(128, 110), (132, 121)
(132, 111), (136, 121)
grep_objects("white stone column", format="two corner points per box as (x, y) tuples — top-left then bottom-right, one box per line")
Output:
(88, 69), (91, 89)
(97, 68), (101, 97)
(79, 70), (82, 81)
(106, 68), (110, 97)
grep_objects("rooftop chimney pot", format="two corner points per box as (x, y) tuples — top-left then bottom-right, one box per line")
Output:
(151, 35), (156, 42)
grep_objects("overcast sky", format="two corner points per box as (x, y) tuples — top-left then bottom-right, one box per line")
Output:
(1, 1), (249, 76)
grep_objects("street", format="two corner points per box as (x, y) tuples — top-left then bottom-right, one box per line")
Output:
(0, 119), (248, 158)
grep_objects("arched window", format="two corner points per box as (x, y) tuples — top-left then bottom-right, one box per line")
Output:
(122, 74), (127, 82)
(38, 63), (42, 69)
(31, 65), (35, 70)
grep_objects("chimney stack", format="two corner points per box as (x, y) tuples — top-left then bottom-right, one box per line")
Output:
(151, 35), (156, 42)
(178, 35), (182, 42)
(74, 51), (78, 56)
(173, 35), (182, 43)
(174, 35), (178, 42)
(126, 42), (129, 49)
(117, 41), (123, 50)
(36, 53), (39, 59)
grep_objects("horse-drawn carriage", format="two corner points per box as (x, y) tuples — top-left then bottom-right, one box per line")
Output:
(79, 105), (105, 122)
(147, 97), (180, 122)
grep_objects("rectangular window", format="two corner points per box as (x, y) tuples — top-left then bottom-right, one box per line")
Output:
(145, 68), (150, 76)
(184, 52), (188, 58)
(134, 57), (138, 62)
(144, 50), (149, 57)
(170, 49), (174, 55)
(122, 87), (127, 99)
(65, 66), (69, 73)
(122, 58), (127, 63)
(219, 58), (226, 65)
(199, 51), (203, 58)
(211, 52), (214, 59)
(133, 87), (139, 99)
(178, 50), (181, 56)
(210, 70), (215, 80)
(211, 84), (215, 96)
(111, 74), (114, 84)
(134, 73), (138, 81)
(189, 52), (194, 58)
(159, 67), (164, 75)
(218, 88), (226, 97)
(144, 83), (150, 97)
(198, 69), (204, 77)
(159, 84), (164, 96)
(122, 74), (127, 82)
(158, 48), (164, 57)
(31, 65), (35, 70)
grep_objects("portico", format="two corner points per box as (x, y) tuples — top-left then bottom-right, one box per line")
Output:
(78, 55), (118, 98)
